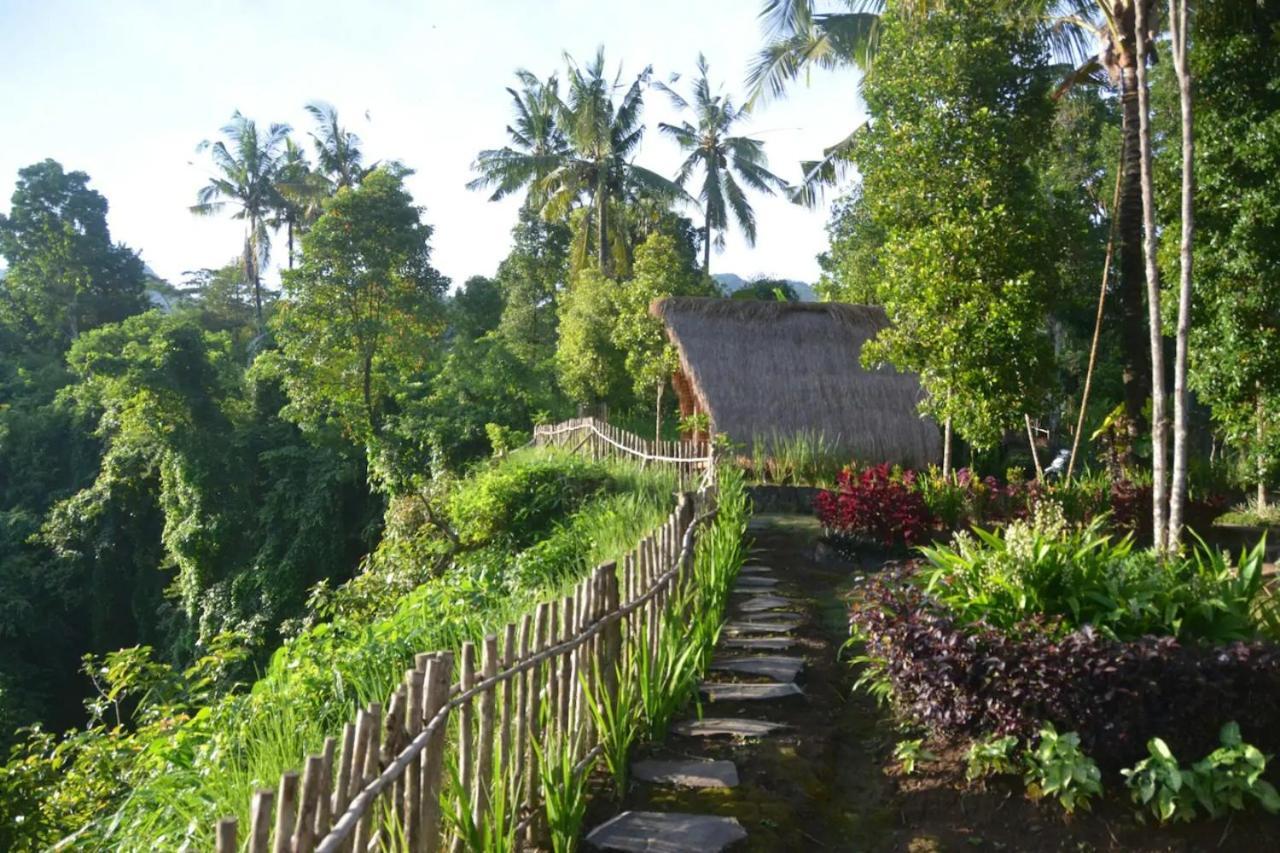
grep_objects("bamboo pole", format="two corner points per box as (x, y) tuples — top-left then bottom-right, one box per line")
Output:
(422, 654), (452, 853)
(404, 668), (425, 852)
(473, 635), (498, 828)
(249, 789), (274, 853)
(272, 772), (299, 853)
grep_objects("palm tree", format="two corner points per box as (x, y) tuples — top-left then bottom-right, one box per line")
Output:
(468, 70), (569, 207)
(304, 101), (371, 190)
(270, 138), (328, 270)
(656, 55), (790, 273)
(191, 112), (290, 327)
(751, 0), (1158, 443)
(542, 48), (687, 276)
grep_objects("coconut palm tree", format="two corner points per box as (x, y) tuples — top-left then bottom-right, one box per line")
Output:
(270, 138), (328, 270)
(656, 55), (790, 274)
(541, 48), (688, 276)
(304, 100), (372, 190)
(468, 70), (569, 207)
(191, 111), (290, 326)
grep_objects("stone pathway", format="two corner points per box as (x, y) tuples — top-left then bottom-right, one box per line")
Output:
(586, 543), (815, 852)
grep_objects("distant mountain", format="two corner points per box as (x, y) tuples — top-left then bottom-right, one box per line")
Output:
(712, 273), (816, 302)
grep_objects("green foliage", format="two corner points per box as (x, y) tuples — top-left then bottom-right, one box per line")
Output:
(610, 232), (712, 402)
(743, 430), (845, 487)
(580, 664), (640, 798)
(729, 276), (799, 302)
(1121, 723), (1280, 823)
(965, 734), (1020, 782)
(495, 208), (570, 367)
(1155, 2), (1280, 498)
(554, 268), (630, 406)
(0, 159), (148, 350)
(535, 732), (590, 853)
(1023, 724), (1102, 814)
(268, 167), (448, 454)
(816, 188), (882, 305)
(892, 738), (935, 775)
(917, 505), (1276, 643)
(852, 2), (1058, 447)
(450, 275), (505, 342)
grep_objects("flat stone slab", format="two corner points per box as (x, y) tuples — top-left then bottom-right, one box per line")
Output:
(734, 576), (780, 590)
(739, 565), (774, 575)
(721, 636), (795, 651)
(736, 594), (794, 613)
(701, 680), (804, 702)
(710, 655), (805, 682)
(632, 758), (739, 788)
(725, 619), (802, 635)
(586, 811), (747, 852)
(673, 717), (790, 738)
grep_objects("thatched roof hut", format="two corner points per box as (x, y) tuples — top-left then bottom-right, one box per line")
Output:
(651, 297), (941, 467)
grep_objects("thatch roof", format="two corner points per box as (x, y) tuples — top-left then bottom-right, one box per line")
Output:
(652, 297), (941, 467)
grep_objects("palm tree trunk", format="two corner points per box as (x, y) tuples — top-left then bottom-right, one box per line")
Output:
(703, 219), (711, 274)
(1117, 65), (1151, 457)
(287, 222), (295, 271)
(1168, 0), (1194, 546)
(596, 182), (608, 275)
(245, 228), (263, 329)
(1134, 0), (1168, 553)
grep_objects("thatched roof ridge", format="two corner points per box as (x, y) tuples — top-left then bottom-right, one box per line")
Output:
(651, 296), (941, 467)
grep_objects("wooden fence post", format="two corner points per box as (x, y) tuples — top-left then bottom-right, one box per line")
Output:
(404, 668), (425, 852)
(216, 818), (237, 853)
(422, 653), (452, 853)
(272, 771), (298, 853)
(474, 634), (498, 828)
(249, 790), (274, 853)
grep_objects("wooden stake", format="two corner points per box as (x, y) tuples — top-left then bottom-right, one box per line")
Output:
(272, 772), (298, 853)
(248, 790), (274, 853)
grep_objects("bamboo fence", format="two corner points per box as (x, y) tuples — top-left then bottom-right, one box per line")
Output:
(531, 417), (712, 489)
(213, 421), (717, 852)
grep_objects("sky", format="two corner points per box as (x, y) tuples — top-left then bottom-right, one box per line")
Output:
(0, 0), (866, 291)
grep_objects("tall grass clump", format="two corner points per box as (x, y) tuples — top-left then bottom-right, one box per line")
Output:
(744, 430), (844, 487)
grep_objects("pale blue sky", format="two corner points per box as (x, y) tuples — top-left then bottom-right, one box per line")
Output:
(0, 0), (865, 290)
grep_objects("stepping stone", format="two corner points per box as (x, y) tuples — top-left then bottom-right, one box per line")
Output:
(632, 758), (739, 788)
(673, 717), (789, 738)
(711, 655), (805, 682)
(735, 576), (779, 590)
(586, 811), (747, 852)
(721, 636), (795, 651)
(736, 594), (793, 613)
(701, 681), (804, 702)
(725, 619), (802, 635)
(739, 565), (774, 575)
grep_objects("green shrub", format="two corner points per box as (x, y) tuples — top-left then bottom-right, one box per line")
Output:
(917, 504), (1275, 642)
(1023, 725), (1102, 813)
(893, 738), (935, 775)
(965, 734), (1019, 781)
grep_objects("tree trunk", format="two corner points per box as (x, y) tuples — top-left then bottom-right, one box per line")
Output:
(246, 227), (263, 329)
(942, 416), (953, 479)
(363, 351), (377, 437)
(1117, 65), (1151, 454)
(1258, 393), (1268, 510)
(703, 219), (711, 274)
(596, 182), (608, 275)
(287, 222), (295, 271)
(1025, 415), (1045, 482)
(1134, 0), (1168, 553)
(655, 381), (664, 442)
(1168, 0), (1194, 546)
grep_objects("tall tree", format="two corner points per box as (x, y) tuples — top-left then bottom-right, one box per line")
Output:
(751, 0), (1158, 442)
(495, 208), (571, 365)
(541, 49), (686, 275)
(852, 0), (1059, 461)
(1165, 0), (1193, 545)
(468, 71), (569, 207)
(0, 160), (148, 348)
(1162, 1), (1280, 510)
(655, 55), (790, 273)
(304, 101), (372, 190)
(191, 112), (291, 327)
(271, 138), (327, 270)
(268, 168), (448, 455)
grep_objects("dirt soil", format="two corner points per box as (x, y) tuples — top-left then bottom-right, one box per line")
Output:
(582, 513), (1280, 852)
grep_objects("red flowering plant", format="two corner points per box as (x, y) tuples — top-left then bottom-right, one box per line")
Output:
(814, 463), (932, 548)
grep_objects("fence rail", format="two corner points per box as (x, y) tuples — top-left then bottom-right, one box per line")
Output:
(532, 417), (712, 488)
(214, 443), (717, 852)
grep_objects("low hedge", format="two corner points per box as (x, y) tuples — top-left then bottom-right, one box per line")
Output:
(850, 564), (1280, 769)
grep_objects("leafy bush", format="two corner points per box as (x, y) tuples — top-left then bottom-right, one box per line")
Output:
(1121, 723), (1280, 823)
(814, 463), (930, 547)
(848, 562), (1280, 768)
(916, 507), (1274, 643)
(965, 734), (1019, 781)
(447, 449), (611, 549)
(893, 738), (936, 775)
(1023, 724), (1102, 813)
